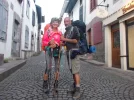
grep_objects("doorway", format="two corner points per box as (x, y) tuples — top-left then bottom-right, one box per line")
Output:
(111, 24), (121, 68)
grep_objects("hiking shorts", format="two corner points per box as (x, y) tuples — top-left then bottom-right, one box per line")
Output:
(67, 51), (80, 74)
(71, 55), (80, 74)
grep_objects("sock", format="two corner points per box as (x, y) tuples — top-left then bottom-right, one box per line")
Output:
(76, 84), (80, 87)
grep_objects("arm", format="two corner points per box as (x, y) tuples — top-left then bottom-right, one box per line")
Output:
(61, 36), (78, 43)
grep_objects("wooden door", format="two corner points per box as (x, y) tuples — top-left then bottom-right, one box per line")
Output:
(111, 29), (121, 68)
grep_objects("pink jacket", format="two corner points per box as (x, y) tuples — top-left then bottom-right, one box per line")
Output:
(42, 28), (62, 47)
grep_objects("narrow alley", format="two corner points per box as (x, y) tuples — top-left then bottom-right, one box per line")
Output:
(0, 53), (134, 100)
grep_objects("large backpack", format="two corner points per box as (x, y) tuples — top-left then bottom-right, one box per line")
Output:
(72, 20), (88, 55)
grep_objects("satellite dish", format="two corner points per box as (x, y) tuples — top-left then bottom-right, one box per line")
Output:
(96, 8), (108, 18)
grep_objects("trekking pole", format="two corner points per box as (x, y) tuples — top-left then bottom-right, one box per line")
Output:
(43, 47), (52, 94)
(53, 46), (62, 95)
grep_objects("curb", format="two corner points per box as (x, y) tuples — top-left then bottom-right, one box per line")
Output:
(0, 60), (26, 82)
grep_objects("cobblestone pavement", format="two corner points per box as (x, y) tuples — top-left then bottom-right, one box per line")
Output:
(0, 53), (134, 100)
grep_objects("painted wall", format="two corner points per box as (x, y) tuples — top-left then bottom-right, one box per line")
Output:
(0, 0), (22, 58)
(0, 0), (39, 59)
(72, 0), (80, 21)
(85, 0), (132, 25)
(21, 0), (39, 58)
(103, 0), (133, 69)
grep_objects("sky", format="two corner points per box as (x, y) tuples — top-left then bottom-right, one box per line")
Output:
(36, 0), (65, 29)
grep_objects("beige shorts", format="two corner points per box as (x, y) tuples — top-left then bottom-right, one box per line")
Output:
(71, 55), (80, 74)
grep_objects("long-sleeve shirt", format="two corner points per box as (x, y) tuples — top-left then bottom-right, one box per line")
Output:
(42, 28), (62, 47)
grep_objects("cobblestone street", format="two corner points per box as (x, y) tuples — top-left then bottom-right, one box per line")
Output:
(0, 53), (134, 100)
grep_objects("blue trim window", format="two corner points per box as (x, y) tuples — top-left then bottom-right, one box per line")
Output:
(0, 0), (8, 41)
(26, 0), (30, 18)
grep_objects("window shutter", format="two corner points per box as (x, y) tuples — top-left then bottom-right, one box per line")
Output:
(25, 26), (29, 48)
(79, 5), (83, 21)
(0, 1), (8, 40)
(93, 0), (96, 9)
(3, 8), (8, 32)
(32, 11), (35, 26)
(18, 0), (23, 4)
(93, 21), (103, 44)
(90, 0), (96, 12)
(90, 0), (92, 11)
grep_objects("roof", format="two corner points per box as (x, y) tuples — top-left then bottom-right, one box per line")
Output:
(60, 0), (77, 17)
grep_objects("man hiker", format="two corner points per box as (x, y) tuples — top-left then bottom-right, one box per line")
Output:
(61, 17), (81, 99)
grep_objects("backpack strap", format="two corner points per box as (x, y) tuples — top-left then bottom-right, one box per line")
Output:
(66, 27), (74, 39)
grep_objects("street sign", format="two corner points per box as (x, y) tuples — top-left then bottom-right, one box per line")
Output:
(96, 8), (108, 18)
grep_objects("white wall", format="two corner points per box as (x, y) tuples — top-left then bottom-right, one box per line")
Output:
(85, 0), (132, 25)
(72, 0), (80, 21)
(21, 0), (38, 53)
(106, 0), (132, 15)
(0, 0), (22, 58)
(59, 13), (69, 34)
(0, 0), (39, 59)
(103, 0), (133, 69)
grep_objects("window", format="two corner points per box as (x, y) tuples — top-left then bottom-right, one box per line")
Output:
(32, 11), (35, 26)
(113, 0), (119, 4)
(26, 0), (30, 18)
(31, 33), (34, 51)
(79, 5), (83, 21)
(80, 0), (82, 5)
(111, 24), (120, 48)
(18, 0), (23, 4)
(0, 0), (8, 41)
(25, 26), (29, 48)
(90, 0), (97, 12)
(93, 21), (102, 44)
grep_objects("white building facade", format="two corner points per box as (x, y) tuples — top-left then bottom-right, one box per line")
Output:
(103, 0), (134, 70)
(20, 0), (39, 59)
(60, 0), (134, 71)
(60, 0), (105, 63)
(0, 0), (23, 60)
(0, 0), (42, 63)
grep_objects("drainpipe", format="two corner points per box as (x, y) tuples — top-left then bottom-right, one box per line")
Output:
(20, 0), (25, 59)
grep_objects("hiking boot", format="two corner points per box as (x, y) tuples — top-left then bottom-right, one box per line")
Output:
(43, 80), (48, 90)
(54, 80), (58, 90)
(73, 87), (80, 99)
(67, 82), (76, 94)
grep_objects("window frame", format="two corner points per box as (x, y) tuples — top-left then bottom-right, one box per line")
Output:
(25, 26), (29, 48)
(90, 0), (97, 12)
(26, 0), (30, 18)
(18, 0), (23, 4)
(113, 0), (119, 4)
(79, 5), (83, 22)
(32, 10), (35, 26)
(0, 0), (8, 41)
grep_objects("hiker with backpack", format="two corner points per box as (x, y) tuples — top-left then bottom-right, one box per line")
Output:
(42, 17), (62, 92)
(61, 17), (82, 99)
